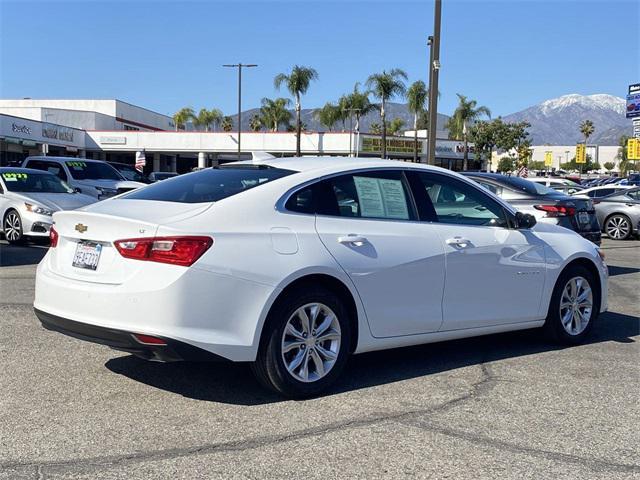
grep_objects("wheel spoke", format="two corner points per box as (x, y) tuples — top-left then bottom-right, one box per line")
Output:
(299, 351), (310, 381)
(314, 314), (334, 337)
(315, 344), (337, 361)
(316, 329), (341, 342)
(310, 349), (324, 377)
(297, 308), (311, 334)
(282, 340), (304, 354)
(287, 349), (306, 372)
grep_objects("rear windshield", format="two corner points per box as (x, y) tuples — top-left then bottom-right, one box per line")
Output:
(66, 161), (123, 181)
(120, 166), (295, 203)
(500, 176), (558, 196)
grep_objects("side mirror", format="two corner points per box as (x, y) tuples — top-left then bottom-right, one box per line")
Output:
(515, 211), (537, 229)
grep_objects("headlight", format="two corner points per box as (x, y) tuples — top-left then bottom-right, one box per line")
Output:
(24, 203), (54, 216)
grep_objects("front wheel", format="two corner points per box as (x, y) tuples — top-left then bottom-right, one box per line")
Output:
(544, 265), (599, 344)
(604, 214), (632, 240)
(3, 210), (24, 244)
(251, 287), (351, 398)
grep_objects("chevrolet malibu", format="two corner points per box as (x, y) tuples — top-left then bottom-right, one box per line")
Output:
(34, 157), (608, 397)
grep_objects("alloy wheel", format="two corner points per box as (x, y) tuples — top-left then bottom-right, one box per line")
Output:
(4, 212), (22, 242)
(281, 302), (341, 383)
(559, 276), (593, 336)
(605, 216), (630, 240)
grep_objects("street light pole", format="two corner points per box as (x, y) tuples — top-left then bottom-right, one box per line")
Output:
(223, 63), (257, 160)
(426, 0), (442, 166)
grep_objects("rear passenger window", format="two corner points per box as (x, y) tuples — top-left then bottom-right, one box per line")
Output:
(285, 171), (416, 221)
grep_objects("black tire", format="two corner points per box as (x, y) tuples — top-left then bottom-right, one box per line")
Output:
(251, 286), (352, 399)
(543, 264), (599, 345)
(3, 209), (25, 244)
(604, 214), (632, 241)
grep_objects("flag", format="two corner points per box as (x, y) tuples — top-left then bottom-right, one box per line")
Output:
(135, 151), (146, 172)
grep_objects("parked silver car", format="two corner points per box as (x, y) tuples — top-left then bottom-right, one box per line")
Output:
(0, 168), (96, 243)
(592, 187), (640, 240)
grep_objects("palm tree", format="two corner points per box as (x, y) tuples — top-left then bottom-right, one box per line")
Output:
(370, 123), (382, 135)
(387, 118), (406, 136)
(366, 69), (408, 158)
(221, 116), (234, 132)
(193, 108), (223, 132)
(274, 65), (319, 156)
(314, 102), (341, 132)
(407, 80), (428, 162)
(447, 94), (491, 170)
(249, 114), (262, 132)
(342, 83), (375, 134)
(259, 97), (292, 132)
(172, 107), (195, 131)
(580, 119), (595, 144)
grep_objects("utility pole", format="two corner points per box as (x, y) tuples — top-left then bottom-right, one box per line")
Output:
(223, 63), (258, 160)
(426, 0), (442, 165)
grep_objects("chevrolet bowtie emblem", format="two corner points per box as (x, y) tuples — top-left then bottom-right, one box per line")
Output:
(75, 223), (88, 233)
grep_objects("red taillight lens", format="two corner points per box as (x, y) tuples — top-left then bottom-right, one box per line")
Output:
(132, 333), (167, 345)
(114, 236), (213, 266)
(533, 204), (576, 217)
(49, 225), (59, 248)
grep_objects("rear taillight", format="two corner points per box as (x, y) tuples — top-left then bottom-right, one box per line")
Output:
(49, 225), (59, 248)
(132, 333), (167, 345)
(534, 204), (576, 217)
(114, 236), (213, 266)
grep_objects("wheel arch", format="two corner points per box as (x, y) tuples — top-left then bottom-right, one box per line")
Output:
(553, 256), (602, 314)
(258, 273), (361, 354)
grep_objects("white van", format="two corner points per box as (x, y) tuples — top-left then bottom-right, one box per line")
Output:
(22, 157), (147, 200)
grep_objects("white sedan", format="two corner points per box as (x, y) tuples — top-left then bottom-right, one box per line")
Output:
(34, 157), (608, 397)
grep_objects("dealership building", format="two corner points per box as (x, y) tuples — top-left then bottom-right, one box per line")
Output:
(0, 99), (485, 172)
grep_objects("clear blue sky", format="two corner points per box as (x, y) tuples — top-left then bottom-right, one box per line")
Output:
(0, 0), (637, 118)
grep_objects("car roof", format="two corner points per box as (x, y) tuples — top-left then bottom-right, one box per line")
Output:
(234, 156), (450, 176)
(0, 166), (55, 175)
(25, 156), (106, 163)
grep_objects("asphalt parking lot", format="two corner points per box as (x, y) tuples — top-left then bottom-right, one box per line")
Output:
(0, 238), (638, 479)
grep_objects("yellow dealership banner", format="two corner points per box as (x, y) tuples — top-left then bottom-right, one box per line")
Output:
(628, 138), (640, 160)
(544, 151), (553, 167)
(575, 143), (586, 164)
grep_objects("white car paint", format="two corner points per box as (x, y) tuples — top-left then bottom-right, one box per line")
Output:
(573, 185), (632, 198)
(34, 157), (608, 365)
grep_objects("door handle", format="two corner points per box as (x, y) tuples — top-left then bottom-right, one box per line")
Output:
(338, 234), (368, 246)
(446, 236), (471, 248)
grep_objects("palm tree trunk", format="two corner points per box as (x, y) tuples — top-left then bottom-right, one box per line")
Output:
(462, 120), (468, 171)
(295, 93), (301, 156)
(381, 99), (386, 159)
(413, 112), (418, 163)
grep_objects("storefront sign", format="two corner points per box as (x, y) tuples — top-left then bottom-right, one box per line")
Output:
(12, 123), (32, 135)
(42, 123), (75, 142)
(99, 136), (127, 145)
(362, 137), (422, 154)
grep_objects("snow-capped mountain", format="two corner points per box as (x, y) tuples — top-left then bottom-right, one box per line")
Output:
(503, 94), (630, 145)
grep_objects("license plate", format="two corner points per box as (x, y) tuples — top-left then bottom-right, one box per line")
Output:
(578, 211), (590, 225)
(72, 241), (102, 270)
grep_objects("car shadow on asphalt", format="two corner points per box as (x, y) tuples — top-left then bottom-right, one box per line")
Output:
(0, 241), (48, 267)
(607, 265), (640, 277)
(105, 310), (639, 405)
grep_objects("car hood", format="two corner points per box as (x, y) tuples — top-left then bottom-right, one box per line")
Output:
(74, 179), (147, 190)
(11, 192), (98, 211)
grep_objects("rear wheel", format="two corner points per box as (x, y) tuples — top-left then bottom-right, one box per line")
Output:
(251, 287), (351, 398)
(604, 214), (632, 240)
(544, 265), (598, 344)
(3, 210), (24, 244)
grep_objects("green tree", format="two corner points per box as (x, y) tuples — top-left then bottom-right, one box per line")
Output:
(274, 65), (319, 156)
(497, 156), (516, 173)
(221, 116), (234, 132)
(259, 97), (292, 132)
(447, 94), (491, 170)
(560, 154), (600, 172)
(366, 68), (408, 158)
(407, 80), (428, 162)
(249, 114), (262, 132)
(172, 107), (195, 131)
(340, 83), (376, 134)
(470, 118), (506, 172)
(370, 122), (382, 135)
(528, 160), (546, 171)
(314, 102), (341, 132)
(193, 108), (223, 132)
(387, 118), (405, 136)
(603, 161), (615, 172)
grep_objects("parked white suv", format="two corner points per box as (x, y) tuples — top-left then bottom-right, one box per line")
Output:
(22, 157), (146, 200)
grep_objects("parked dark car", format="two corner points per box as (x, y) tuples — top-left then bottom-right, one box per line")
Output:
(463, 172), (601, 245)
(108, 162), (151, 184)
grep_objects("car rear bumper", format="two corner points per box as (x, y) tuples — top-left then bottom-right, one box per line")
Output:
(35, 308), (229, 362)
